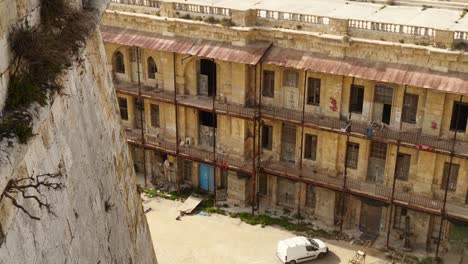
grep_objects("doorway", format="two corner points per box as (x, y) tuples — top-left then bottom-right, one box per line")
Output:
(199, 163), (214, 192)
(281, 125), (297, 163)
(360, 202), (383, 236)
(198, 59), (217, 96)
(373, 85), (393, 125)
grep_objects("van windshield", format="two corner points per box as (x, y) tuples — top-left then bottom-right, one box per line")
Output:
(308, 239), (319, 248)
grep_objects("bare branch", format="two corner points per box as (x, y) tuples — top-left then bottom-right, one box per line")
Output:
(0, 170), (64, 221)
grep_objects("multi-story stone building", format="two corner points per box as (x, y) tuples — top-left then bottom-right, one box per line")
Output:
(102, 0), (468, 256)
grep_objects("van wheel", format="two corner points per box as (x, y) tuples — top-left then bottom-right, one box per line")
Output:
(288, 261), (296, 264)
(318, 253), (325, 259)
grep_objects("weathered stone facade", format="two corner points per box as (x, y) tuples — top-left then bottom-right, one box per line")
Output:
(103, 0), (468, 257)
(0, 0), (156, 263)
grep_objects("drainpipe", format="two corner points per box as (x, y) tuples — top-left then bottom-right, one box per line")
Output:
(136, 46), (147, 187)
(340, 77), (354, 234)
(173, 52), (180, 194)
(436, 95), (463, 258)
(386, 84), (407, 249)
(297, 70), (308, 217)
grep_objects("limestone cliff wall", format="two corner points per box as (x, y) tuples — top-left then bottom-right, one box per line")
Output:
(0, 1), (157, 263)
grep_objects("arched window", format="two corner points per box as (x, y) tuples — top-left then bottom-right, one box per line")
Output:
(114, 51), (125, 74)
(147, 57), (157, 79)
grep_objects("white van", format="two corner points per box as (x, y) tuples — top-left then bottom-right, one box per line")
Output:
(276, 236), (328, 264)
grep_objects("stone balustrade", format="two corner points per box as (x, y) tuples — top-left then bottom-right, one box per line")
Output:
(109, 0), (468, 48)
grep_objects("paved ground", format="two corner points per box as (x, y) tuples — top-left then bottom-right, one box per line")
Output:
(145, 198), (387, 264)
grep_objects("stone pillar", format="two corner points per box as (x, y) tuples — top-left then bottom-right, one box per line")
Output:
(231, 9), (257, 27)
(160, 2), (176, 18)
(329, 18), (349, 36)
(434, 30), (455, 49)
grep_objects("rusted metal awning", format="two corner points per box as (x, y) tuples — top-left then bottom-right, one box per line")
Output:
(188, 39), (271, 65)
(101, 26), (271, 65)
(101, 26), (196, 54)
(262, 47), (468, 94)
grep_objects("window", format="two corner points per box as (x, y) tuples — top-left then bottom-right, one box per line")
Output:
(350, 85), (364, 113)
(370, 142), (387, 160)
(147, 57), (157, 79)
(393, 207), (408, 230)
(396, 153), (411, 180)
(402, 93), (418, 123)
(307, 78), (321, 105)
(304, 134), (317, 160)
(263, 70), (275, 98)
(346, 143), (359, 169)
(450, 101), (468, 132)
(306, 185), (316, 208)
(114, 51), (125, 74)
(465, 187), (468, 204)
(259, 174), (268, 195)
(118, 97), (128, 120)
(374, 85), (393, 104)
(441, 162), (459, 191)
(150, 104), (160, 128)
(262, 125), (273, 150)
(306, 246), (316, 252)
(283, 70), (299, 87)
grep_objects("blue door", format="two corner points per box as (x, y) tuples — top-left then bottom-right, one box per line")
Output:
(199, 163), (214, 192)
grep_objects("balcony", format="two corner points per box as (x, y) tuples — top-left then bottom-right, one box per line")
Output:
(177, 95), (213, 111)
(115, 81), (175, 103)
(215, 100), (255, 119)
(261, 159), (468, 220)
(261, 105), (302, 124)
(216, 152), (252, 173)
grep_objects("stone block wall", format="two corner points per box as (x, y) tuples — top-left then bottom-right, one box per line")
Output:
(0, 1), (157, 262)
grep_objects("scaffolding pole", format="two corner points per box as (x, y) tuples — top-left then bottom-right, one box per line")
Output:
(252, 64), (258, 215)
(173, 52), (181, 194)
(256, 63), (264, 212)
(436, 95), (463, 258)
(297, 70), (308, 217)
(135, 46), (147, 187)
(386, 84), (407, 249)
(212, 60), (217, 206)
(340, 77), (354, 234)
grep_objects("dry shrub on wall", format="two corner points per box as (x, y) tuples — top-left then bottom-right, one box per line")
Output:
(0, 0), (98, 144)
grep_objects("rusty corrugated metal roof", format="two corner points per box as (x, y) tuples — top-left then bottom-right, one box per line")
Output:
(262, 47), (468, 94)
(101, 26), (196, 54)
(101, 26), (271, 65)
(188, 39), (271, 65)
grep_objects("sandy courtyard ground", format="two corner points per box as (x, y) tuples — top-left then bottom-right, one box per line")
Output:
(145, 198), (386, 264)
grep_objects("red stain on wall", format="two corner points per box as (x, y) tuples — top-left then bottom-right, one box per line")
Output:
(329, 97), (337, 112)
(431, 121), (438, 129)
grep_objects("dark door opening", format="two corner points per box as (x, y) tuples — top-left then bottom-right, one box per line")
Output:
(382, 104), (391, 124)
(199, 111), (216, 147)
(199, 59), (217, 96)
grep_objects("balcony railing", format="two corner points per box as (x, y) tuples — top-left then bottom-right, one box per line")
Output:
(261, 105), (302, 123)
(115, 81), (175, 103)
(124, 126), (468, 219)
(215, 100), (255, 119)
(177, 95), (213, 111)
(262, 160), (451, 214)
